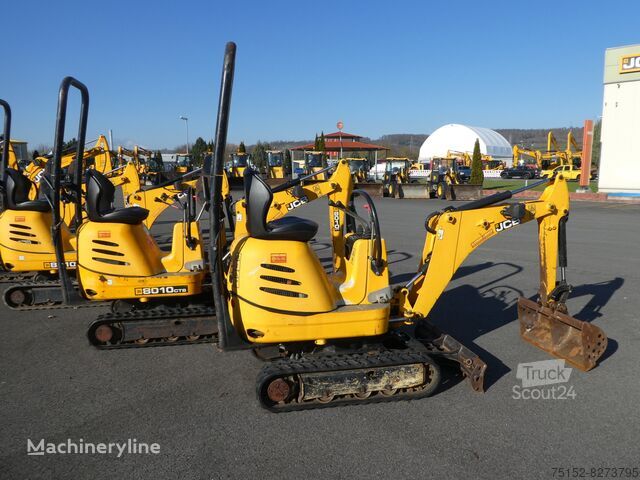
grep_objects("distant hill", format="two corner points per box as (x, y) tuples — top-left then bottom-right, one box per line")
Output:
(239, 128), (583, 158)
(171, 128), (585, 159)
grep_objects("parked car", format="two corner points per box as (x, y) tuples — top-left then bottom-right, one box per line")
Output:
(541, 164), (589, 181)
(458, 166), (471, 182)
(500, 165), (539, 179)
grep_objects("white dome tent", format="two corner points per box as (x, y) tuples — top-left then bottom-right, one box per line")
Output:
(418, 124), (512, 165)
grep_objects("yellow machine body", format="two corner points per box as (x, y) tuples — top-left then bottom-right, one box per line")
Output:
(266, 150), (286, 179)
(5, 140), (27, 170)
(76, 220), (204, 301)
(227, 173), (604, 372)
(268, 166), (285, 179)
(24, 135), (113, 200)
(126, 178), (198, 229)
(233, 160), (352, 271)
(0, 208), (76, 272)
(227, 235), (389, 344)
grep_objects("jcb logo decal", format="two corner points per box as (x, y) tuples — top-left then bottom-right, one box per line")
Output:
(495, 219), (520, 232)
(286, 196), (308, 210)
(620, 54), (640, 74)
(270, 253), (287, 263)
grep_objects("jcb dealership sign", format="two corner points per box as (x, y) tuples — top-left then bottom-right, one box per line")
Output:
(619, 54), (640, 74)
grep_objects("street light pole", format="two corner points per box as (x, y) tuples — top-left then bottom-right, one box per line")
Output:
(179, 115), (189, 154)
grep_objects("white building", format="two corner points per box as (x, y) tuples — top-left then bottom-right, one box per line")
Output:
(599, 44), (640, 194)
(418, 124), (512, 165)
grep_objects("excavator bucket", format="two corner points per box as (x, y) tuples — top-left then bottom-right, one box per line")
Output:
(517, 297), (607, 371)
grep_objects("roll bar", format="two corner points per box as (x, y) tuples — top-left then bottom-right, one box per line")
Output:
(209, 42), (244, 349)
(50, 76), (89, 305)
(0, 99), (11, 204)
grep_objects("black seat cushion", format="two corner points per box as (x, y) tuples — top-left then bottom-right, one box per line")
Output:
(5, 169), (50, 212)
(244, 169), (318, 242)
(261, 216), (318, 242)
(86, 169), (149, 225)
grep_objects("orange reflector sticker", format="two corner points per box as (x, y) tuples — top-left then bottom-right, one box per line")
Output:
(98, 231), (111, 238)
(14, 216), (25, 222)
(271, 253), (287, 263)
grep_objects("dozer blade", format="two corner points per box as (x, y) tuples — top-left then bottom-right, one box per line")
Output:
(354, 182), (384, 197)
(517, 297), (607, 371)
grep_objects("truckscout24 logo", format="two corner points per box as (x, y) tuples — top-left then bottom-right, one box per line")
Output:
(620, 53), (640, 74)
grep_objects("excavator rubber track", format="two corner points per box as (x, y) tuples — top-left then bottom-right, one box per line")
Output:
(256, 345), (441, 413)
(87, 305), (218, 349)
(3, 281), (108, 310)
(0, 271), (44, 284)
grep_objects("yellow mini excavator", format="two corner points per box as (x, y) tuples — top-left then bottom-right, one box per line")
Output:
(0, 98), (81, 294)
(88, 43), (607, 412)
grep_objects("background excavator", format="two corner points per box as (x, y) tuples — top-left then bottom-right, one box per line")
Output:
(89, 43), (607, 412)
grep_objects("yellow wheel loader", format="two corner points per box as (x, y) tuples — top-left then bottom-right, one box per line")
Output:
(266, 150), (286, 179)
(225, 151), (250, 189)
(428, 157), (465, 199)
(303, 151), (327, 181)
(89, 43), (607, 412)
(345, 158), (369, 183)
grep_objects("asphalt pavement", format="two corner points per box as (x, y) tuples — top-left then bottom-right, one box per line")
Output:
(1, 196), (638, 480)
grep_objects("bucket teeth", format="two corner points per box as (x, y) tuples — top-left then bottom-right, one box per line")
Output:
(517, 296), (607, 371)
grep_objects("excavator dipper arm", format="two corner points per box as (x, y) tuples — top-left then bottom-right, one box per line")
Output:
(398, 175), (607, 374)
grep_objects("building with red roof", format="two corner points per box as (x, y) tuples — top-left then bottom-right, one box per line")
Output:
(291, 131), (389, 159)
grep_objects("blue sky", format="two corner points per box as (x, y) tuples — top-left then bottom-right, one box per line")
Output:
(4, 0), (639, 149)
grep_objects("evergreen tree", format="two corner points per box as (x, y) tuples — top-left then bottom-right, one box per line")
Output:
(313, 134), (319, 151)
(190, 137), (208, 167)
(251, 141), (272, 173)
(470, 138), (484, 185)
(238, 141), (246, 154)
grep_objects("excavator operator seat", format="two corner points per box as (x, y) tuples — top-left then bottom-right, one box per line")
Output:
(85, 169), (149, 225)
(4, 169), (50, 212)
(244, 168), (317, 242)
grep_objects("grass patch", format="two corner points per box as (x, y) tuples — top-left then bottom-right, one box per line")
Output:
(483, 178), (598, 193)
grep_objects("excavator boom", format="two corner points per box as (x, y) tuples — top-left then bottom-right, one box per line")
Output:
(400, 175), (607, 379)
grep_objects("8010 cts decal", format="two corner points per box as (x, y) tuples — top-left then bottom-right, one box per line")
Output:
(134, 285), (188, 296)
